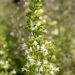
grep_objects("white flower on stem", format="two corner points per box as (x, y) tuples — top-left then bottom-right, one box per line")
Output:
(36, 21), (41, 26)
(31, 27), (35, 30)
(43, 60), (48, 64)
(50, 64), (54, 68)
(0, 50), (3, 55)
(22, 67), (26, 71)
(29, 47), (32, 51)
(25, 2), (29, 6)
(39, 16), (43, 19)
(27, 55), (31, 59)
(10, 32), (14, 36)
(34, 10), (38, 14)
(50, 71), (54, 75)
(55, 67), (59, 71)
(37, 61), (41, 66)
(35, 26), (38, 29)
(41, 44), (47, 51)
(43, 19), (46, 23)
(30, 20), (34, 26)
(39, 9), (44, 13)
(45, 41), (52, 44)
(0, 60), (4, 65)
(22, 43), (26, 49)
(37, 45), (40, 50)
(33, 41), (38, 46)
(51, 29), (58, 35)
(25, 50), (29, 55)
(12, 70), (16, 74)
(25, 64), (29, 68)
(43, 29), (47, 33)
(39, 66), (43, 71)
(44, 50), (48, 55)
(29, 59), (35, 65)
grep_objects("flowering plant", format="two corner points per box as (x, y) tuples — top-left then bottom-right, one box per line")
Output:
(22, 0), (59, 75)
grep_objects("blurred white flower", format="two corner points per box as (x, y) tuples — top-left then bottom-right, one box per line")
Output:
(22, 67), (26, 71)
(30, 20), (34, 26)
(39, 66), (43, 71)
(51, 29), (58, 35)
(0, 60), (4, 65)
(36, 21), (41, 26)
(45, 50), (48, 55)
(10, 32), (14, 36)
(39, 16), (43, 19)
(43, 19), (46, 23)
(50, 64), (54, 68)
(25, 50), (29, 55)
(50, 71), (54, 75)
(41, 44), (47, 51)
(43, 60), (48, 64)
(37, 45), (40, 50)
(55, 67), (59, 71)
(25, 64), (29, 68)
(0, 50), (3, 55)
(12, 70), (16, 74)
(39, 9), (44, 13)
(33, 41), (38, 46)
(22, 43), (26, 49)
(37, 61), (41, 66)
(25, 2), (29, 6)
(29, 59), (35, 65)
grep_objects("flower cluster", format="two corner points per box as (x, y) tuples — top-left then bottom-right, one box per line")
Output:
(22, 0), (59, 75)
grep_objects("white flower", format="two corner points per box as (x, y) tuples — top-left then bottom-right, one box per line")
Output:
(29, 59), (35, 65)
(25, 64), (29, 68)
(39, 66), (43, 71)
(51, 29), (58, 35)
(35, 26), (38, 29)
(10, 32), (14, 36)
(25, 50), (29, 55)
(43, 30), (47, 33)
(39, 16), (42, 19)
(33, 41), (38, 46)
(25, 2), (29, 6)
(27, 55), (31, 59)
(19, 24), (22, 27)
(36, 21), (41, 26)
(43, 19), (46, 23)
(37, 61), (41, 66)
(29, 47), (32, 50)
(55, 67), (59, 71)
(4, 61), (9, 69)
(30, 20), (34, 26)
(31, 27), (35, 30)
(41, 44), (47, 51)
(50, 64), (54, 69)
(45, 41), (52, 44)
(39, 9), (44, 13)
(37, 45), (40, 50)
(0, 50), (3, 55)
(51, 21), (57, 25)
(0, 60), (4, 65)
(43, 60), (48, 64)
(22, 67), (26, 71)
(12, 70), (16, 74)
(22, 43), (26, 49)
(50, 71), (54, 75)
(34, 10), (38, 14)
(44, 50), (48, 55)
